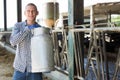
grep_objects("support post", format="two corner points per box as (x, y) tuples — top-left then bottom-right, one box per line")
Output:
(3, 0), (7, 31)
(17, 0), (22, 22)
(68, 0), (84, 80)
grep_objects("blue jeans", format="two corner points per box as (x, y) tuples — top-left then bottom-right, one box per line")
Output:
(12, 70), (42, 80)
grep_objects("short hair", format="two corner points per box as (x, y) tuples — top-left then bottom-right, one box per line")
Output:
(25, 3), (38, 11)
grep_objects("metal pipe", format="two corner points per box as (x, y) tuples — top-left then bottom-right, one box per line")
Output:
(0, 42), (15, 54)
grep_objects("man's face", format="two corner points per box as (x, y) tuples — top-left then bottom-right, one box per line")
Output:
(24, 5), (38, 21)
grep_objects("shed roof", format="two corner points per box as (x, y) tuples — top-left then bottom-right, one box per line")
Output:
(84, 2), (120, 17)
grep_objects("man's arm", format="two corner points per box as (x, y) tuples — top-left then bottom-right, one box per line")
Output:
(10, 23), (30, 46)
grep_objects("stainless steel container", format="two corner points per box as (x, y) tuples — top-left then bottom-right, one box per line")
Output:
(31, 27), (54, 72)
(43, 2), (59, 20)
(42, 2), (59, 27)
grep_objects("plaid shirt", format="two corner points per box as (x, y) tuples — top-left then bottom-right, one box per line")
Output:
(10, 21), (37, 72)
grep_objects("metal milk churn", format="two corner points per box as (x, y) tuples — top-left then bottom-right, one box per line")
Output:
(31, 27), (54, 72)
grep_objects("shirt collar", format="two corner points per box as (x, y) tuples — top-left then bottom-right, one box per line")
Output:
(24, 20), (38, 26)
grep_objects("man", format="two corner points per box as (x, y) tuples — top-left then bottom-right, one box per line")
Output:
(10, 3), (42, 80)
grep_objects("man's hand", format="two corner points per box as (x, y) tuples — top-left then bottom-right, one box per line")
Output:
(28, 24), (41, 29)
